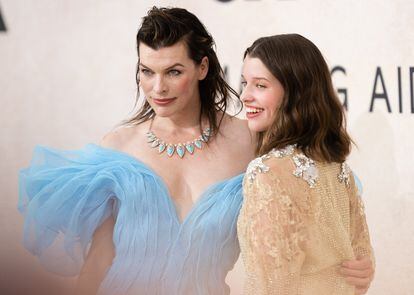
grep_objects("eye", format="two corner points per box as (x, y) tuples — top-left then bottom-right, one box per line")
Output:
(256, 83), (266, 89)
(140, 68), (153, 76)
(241, 81), (247, 88)
(168, 69), (181, 76)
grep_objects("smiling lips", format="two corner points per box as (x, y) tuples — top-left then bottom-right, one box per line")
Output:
(152, 97), (177, 106)
(245, 106), (264, 119)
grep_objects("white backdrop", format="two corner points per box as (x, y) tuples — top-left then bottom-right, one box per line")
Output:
(1, 0), (413, 294)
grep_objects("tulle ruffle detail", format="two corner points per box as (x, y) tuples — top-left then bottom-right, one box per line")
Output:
(18, 144), (158, 276)
(19, 144), (244, 295)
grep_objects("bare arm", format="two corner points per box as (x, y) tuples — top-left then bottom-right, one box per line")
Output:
(76, 216), (115, 295)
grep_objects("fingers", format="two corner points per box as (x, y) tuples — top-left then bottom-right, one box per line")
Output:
(340, 266), (372, 278)
(345, 275), (371, 288)
(341, 256), (374, 291)
(341, 256), (374, 293)
(355, 286), (369, 295)
(342, 256), (372, 269)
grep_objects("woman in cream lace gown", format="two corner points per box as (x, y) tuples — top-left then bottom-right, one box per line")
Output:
(237, 34), (374, 295)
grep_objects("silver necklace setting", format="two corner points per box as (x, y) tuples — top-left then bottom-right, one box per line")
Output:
(146, 127), (212, 158)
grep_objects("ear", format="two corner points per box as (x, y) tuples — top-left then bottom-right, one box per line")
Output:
(198, 56), (209, 80)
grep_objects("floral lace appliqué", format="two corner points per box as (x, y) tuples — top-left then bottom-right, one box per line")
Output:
(246, 145), (297, 183)
(293, 154), (319, 188)
(269, 144), (296, 158)
(338, 162), (351, 187)
(246, 156), (271, 183)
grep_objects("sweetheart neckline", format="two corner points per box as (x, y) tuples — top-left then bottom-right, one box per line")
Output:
(88, 144), (244, 225)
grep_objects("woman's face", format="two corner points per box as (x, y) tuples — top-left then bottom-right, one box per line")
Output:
(241, 55), (284, 132)
(138, 41), (208, 119)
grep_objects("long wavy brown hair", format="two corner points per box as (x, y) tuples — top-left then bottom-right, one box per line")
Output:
(124, 6), (240, 135)
(245, 34), (352, 162)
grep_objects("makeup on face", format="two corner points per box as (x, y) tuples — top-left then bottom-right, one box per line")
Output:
(240, 56), (285, 132)
(152, 97), (178, 106)
(138, 41), (203, 117)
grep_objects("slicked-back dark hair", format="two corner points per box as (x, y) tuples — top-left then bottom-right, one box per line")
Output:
(125, 6), (239, 135)
(245, 34), (352, 162)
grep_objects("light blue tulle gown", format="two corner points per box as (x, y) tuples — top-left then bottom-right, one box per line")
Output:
(18, 144), (244, 295)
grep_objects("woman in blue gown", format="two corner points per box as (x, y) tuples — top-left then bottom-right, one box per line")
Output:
(19, 6), (374, 295)
(19, 7), (255, 295)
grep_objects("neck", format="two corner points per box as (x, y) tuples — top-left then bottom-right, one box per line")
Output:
(153, 113), (202, 132)
(152, 97), (206, 135)
(150, 114), (209, 144)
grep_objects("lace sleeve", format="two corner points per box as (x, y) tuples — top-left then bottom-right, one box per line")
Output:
(242, 168), (310, 294)
(349, 182), (375, 267)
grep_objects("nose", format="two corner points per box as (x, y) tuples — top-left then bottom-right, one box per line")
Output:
(154, 75), (168, 94)
(240, 87), (253, 104)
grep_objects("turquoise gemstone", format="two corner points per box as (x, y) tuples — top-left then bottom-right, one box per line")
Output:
(166, 145), (175, 157)
(158, 143), (166, 153)
(194, 140), (203, 149)
(176, 145), (185, 158)
(185, 143), (195, 154)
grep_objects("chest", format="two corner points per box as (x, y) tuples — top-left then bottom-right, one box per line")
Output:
(145, 152), (244, 222)
(141, 141), (243, 193)
(160, 157), (237, 218)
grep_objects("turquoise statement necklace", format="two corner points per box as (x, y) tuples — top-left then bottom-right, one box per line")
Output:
(146, 127), (212, 158)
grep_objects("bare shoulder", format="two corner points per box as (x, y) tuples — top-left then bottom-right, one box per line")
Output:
(100, 126), (134, 150)
(220, 114), (256, 161)
(220, 113), (255, 146)
(100, 122), (149, 152)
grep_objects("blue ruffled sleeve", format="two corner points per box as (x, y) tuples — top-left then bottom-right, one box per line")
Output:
(18, 145), (125, 276)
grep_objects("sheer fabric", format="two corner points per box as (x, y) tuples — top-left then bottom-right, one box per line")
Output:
(237, 147), (374, 295)
(19, 144), (243, 295)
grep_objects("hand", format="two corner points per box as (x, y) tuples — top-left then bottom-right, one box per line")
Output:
(340, 255), (374, 295)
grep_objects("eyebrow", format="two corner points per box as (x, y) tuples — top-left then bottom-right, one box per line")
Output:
(240, 75), (270, 82)
(139, 62), (185, 71)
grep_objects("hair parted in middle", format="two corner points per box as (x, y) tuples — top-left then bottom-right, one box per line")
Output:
(125, 6), (240, 135)
(244, 33), (352, 162)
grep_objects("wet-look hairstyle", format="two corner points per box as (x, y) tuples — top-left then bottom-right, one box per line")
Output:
(125, 6), (239, 134)
(245, 34), (352, 162)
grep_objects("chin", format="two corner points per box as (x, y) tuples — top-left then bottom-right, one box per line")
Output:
(153, 110), (172, 118)
(151, 106), (177, 118)
(247, 121), (268, 133)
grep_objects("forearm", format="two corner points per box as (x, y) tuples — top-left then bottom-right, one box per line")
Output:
(76, 216), (115, 294)
(76, 268), (108, 295)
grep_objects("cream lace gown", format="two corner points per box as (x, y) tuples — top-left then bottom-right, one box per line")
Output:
(237, 145), (374, 295)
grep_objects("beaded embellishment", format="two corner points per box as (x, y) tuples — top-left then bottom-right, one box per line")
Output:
(269, 144), (296, 158)
(338, 162), (351, 187)
(246, 145), (296, 183)
(292, 154), (319, 188)
(246, 156), (271, 183)
(246, 145), (319, 188)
